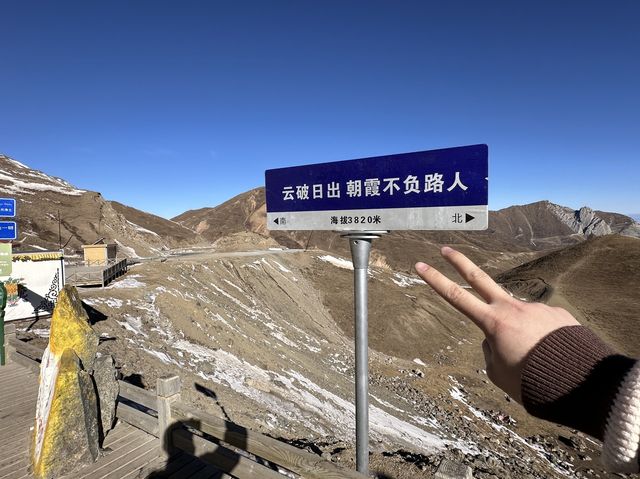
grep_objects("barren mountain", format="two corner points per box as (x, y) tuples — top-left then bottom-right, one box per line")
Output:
(0, 154), (203, 257)
(491, 201), (640, 249)
(173, 187), (639, 275)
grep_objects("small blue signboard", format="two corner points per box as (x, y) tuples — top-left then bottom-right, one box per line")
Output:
(265, 144), (488, 231)
(0, 222), (17, 240)
(0, 198), (16, 218)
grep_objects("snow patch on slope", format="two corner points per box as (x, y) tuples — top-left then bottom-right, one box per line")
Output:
(449, 376), (574, 475)
(171, 337), (447, 452)
(107, 276), (146, 289)
(318, 255), (353, 270)
(392, 273), (424, 287)
(114, 239), (140, 258)
(0, 171), (86, 196)
(126, 220), (160, 236)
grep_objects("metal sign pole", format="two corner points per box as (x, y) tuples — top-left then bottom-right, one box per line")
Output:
(0, 282), (6, 366)
(342, 230), (387, 475)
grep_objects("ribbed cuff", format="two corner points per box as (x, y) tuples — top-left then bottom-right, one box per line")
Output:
(603, 361), (640, 472)
(521, 326), (635, 440)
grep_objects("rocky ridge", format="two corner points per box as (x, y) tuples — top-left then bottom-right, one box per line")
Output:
(547, 202), (640, 238)
(550, 204), (612, 236)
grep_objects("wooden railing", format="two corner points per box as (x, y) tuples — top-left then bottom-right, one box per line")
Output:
(65, 258), (128, 287)
(170, 399), (367, 479)
(4, 335), (367, 479)
(7, 326), (42, 374)
(84, 258), (119, 267)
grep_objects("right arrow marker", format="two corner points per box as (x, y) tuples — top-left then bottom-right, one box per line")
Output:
(465, 213), (475, 223)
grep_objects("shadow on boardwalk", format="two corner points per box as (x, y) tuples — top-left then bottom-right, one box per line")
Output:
(144, 382), (396, 479)
(146, 382), (248, 478)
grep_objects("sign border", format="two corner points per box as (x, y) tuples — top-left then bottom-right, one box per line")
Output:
(265, 144), (488, 231)
(0, 221), (17, 240)
(0, 198), (16, 218)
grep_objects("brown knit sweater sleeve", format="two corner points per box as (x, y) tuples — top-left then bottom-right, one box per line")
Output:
(521, 325), (636, 440)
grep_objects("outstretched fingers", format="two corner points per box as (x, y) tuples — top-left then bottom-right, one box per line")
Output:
(440, 246), (512, 304)
(415, 261), (496, 335)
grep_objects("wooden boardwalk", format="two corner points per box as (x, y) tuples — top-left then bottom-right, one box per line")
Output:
(0, 361), (229, 479)
(4, 333), (366, 479)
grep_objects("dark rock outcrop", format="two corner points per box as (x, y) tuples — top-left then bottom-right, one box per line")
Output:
(93, 354), (119, 439)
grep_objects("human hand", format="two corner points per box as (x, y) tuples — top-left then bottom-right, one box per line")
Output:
(415, 247), (580, 403)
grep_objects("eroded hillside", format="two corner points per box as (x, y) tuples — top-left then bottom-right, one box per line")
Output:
(0, 154), (203, 257)
(19, 248), (611, 478)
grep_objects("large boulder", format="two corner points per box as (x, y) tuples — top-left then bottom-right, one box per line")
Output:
(93, 354), (119, 439)
(32, 349), (100, 478)
(49, 285), (99, 371)
(32, 285), (101, 479)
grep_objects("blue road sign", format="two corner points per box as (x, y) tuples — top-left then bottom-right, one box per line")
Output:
(265, 144), (488, 231)
(0, 222), (17, 240)
(0, 198), (15, 218)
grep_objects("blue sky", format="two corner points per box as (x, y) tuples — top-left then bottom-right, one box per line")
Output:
(1, 1), (639, 219)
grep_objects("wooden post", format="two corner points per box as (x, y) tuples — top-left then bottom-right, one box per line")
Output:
(3, 322), (15, 364)
(157, 375), (181, 458)
(0, 282), (5, 366)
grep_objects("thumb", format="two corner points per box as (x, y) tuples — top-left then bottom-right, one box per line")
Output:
(482, 339), (494, 378)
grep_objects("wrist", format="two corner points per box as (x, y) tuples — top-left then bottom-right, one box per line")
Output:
(521, 325), (635, 440)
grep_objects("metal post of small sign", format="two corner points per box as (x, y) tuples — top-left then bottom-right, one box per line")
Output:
(0, 198), (14, 367)
(342, 230), (387, 475)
